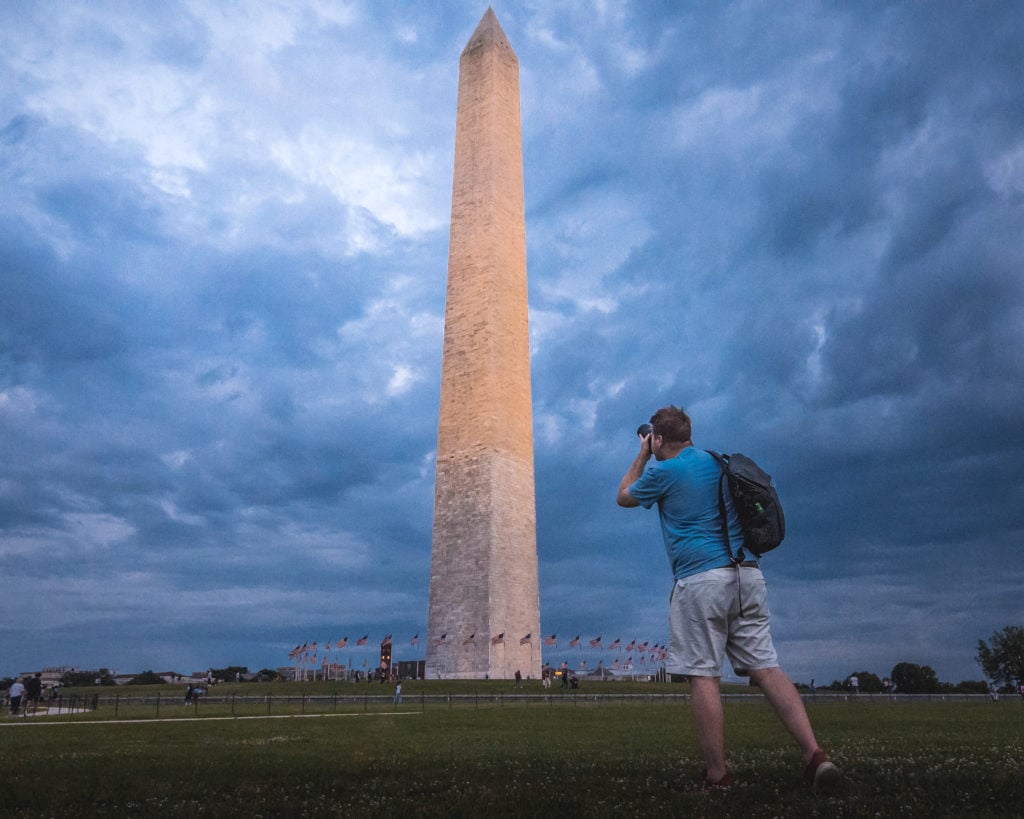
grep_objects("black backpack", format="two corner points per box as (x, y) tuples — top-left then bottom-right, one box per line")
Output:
(707, 451), (785, 559)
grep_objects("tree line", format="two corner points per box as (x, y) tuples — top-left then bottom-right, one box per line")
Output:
(815, 626), (1024, 694)
(6, 627), (1021, 693)
(816, 663), (986, 695)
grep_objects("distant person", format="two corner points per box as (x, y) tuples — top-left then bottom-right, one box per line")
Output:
(394, 680), (402, 705)
(184, 684), (194, 705)
(514, 669), (522, 689)
(988, 682), (999, 702)
(848, 675), (859, 698)
(618, 405), (840, 790)
(25, 673), (42, 713)
(8, 678), (25, 715)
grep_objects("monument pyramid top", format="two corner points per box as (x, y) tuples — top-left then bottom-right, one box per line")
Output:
(462, 7), (515, 57)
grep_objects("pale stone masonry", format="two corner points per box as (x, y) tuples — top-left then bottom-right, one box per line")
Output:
(425, 9), (541, 680)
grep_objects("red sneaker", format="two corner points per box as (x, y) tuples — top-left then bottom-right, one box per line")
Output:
(804, 748), (841, 790)
(701, 768), (736, 789)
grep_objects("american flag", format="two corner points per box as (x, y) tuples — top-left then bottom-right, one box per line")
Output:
(434, 633), (447, 646)
(543, 634), (557, 646)
(356, 635), (368, 646)
(626, 640), (636, 652)
(608, 638), (621, 650)
(589, 636), (602, 648)
(569, 635), (580, 648)
(381, 634), (392, 646)
(463, 633), (475, 645)
(491, 633), (504, 645)
(519, 633), (532, 645)
(336, 637), (348, 649)
(410, 634), (419, 646)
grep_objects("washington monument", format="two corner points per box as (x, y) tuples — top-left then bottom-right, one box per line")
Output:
(425, 8), (541, 680)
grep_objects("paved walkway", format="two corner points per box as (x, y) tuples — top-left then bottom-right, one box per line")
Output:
(1, 710), (418, 727)
(7, 706), (90, 718)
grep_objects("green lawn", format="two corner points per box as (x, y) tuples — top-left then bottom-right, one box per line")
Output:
(2, 692), (1022, 816)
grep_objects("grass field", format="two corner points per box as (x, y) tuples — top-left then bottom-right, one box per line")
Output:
(2, 684), (1022, 817)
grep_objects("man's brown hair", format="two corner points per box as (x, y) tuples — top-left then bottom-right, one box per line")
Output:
(650, 405), (692, 444)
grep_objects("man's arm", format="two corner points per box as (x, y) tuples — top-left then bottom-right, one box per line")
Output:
(616, 435), (653, 507)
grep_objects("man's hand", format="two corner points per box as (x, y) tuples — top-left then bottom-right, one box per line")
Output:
(616, 433), (652, 507)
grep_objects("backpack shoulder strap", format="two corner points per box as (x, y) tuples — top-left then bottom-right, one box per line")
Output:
(706, 450), (744, 565)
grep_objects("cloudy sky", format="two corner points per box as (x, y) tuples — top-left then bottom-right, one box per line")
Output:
(2, 1), (1022, 685)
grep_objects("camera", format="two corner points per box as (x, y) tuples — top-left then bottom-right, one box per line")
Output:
(636, 423), (652, 438)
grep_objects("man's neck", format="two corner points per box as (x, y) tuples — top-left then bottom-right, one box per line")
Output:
(655, 440), (692, 461)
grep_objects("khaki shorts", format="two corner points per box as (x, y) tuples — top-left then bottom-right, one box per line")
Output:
(666, 566), (779, 677)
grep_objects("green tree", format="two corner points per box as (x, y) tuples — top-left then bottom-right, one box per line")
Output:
(976, 625), (1024, 687)
(890, 662), (940, 693)
(209, 666), (249, 682)
(846, 671), (884, 693)
(60, 668), (115, 687)
(126, 670), (165, 685)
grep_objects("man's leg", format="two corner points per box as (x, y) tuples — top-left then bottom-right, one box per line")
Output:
(690, 675), (728, 781)
(748, 666), (819, 764)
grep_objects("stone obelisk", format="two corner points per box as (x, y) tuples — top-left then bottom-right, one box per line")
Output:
(425, 8), (540, 680)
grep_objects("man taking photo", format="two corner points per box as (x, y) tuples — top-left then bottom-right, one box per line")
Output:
(617, 404), (840, 790)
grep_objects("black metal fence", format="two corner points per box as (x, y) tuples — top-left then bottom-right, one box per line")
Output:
(6, 690), (1018, 722)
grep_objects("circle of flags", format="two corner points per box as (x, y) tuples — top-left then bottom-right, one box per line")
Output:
(287, 632), (668, 674)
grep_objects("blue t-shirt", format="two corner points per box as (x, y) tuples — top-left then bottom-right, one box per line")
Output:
(628, 446), (746, 580)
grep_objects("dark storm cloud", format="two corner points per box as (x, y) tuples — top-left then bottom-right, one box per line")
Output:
(522, 2), (1024, 682)
(1, 2), (1021, 683)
